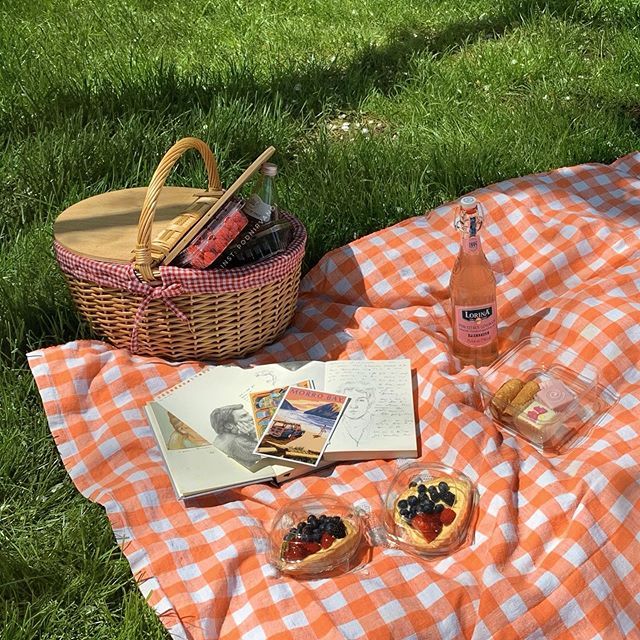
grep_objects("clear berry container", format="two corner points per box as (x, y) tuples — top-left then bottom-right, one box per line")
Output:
(173, 197), (247, 269)
(268, 495), (368, 579)
(382, 462), (479, 559)
(476, 336), (619, 455)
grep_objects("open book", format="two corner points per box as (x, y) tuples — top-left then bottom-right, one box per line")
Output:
(145, 359), (416, 499)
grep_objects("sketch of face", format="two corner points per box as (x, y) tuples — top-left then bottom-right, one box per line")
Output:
(232, 409), (256, 436)
(344, 392), (370, 420)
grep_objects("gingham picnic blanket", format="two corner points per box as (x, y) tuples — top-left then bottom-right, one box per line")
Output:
(29, 154), (640, 640)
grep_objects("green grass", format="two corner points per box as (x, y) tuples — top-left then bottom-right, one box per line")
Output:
(1, 0), (639, 637)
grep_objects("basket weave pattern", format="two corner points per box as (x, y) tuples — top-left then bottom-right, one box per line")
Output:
(55, 138), (306, 361)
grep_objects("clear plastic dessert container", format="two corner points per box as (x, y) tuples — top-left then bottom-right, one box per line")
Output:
(382, 462), (479, 559)
(476, 336), (618, 455)
(268, 495), (368, 579)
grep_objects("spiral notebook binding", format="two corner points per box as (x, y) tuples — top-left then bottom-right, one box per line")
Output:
(154, 367), (211, 401)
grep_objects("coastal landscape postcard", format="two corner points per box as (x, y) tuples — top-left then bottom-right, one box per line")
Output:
(254, 387), (349, 466)
(249, 379), (314, 439)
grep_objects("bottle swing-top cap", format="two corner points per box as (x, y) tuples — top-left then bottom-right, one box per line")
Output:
(455, 195), (484, 232)
(261, 163), (278, 177)
(460, 196), (478, 211)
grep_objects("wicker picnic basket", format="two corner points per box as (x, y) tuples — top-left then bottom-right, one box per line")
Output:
(53, 137), (306, 362)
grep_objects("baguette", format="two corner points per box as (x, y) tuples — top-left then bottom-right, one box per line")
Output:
(504, 381), (540, 418)
(490, 378), (523, 421)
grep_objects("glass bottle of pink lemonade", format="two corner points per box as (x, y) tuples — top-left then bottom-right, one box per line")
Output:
(449, 196), (499, 367)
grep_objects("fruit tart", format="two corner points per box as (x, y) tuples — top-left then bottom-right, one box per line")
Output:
(384, 463), (478, 557)
(269, 497), (365, 579)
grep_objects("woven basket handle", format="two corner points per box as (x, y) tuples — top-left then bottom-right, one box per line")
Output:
(135, 137), (222, 282)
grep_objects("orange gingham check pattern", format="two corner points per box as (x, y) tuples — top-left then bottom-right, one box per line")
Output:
(29, 154), (640, 639)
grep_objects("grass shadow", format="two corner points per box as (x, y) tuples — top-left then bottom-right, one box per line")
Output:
(3, 4), (580, 138)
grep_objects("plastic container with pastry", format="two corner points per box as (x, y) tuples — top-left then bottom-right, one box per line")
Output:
(268, 495), (368, 579)
(382, 462), (479, 558)
(476, 336), (619, 455)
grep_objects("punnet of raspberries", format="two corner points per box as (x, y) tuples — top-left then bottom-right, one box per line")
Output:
(396, 480), (457, 543)
(281, 514), (348, 562)
(177, 209), (248, 269)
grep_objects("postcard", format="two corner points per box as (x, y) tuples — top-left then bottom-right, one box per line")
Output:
(249, 379), (314, 439)
(253, 387), (349, 467)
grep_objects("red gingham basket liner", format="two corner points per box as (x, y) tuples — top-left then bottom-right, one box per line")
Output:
(54, 212), (306, 295)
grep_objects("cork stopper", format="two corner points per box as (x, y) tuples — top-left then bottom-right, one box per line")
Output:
(261, 163), (278, 177)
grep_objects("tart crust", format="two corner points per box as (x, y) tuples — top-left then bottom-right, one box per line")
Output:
(279, 520), (360, 574)
(393, 476), (470, 550)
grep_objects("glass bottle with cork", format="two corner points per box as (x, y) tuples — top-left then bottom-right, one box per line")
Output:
(449, 195), (498, 367)
(243, 162), (279, 222)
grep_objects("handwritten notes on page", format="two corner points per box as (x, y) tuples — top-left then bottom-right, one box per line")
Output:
(323, 359), (417, 460)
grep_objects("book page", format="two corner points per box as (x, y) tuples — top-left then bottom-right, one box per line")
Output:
(323, 359), (416, 458)
(145, 403), (275, 498)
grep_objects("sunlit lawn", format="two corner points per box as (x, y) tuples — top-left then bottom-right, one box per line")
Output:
(1, 0), (639, 637)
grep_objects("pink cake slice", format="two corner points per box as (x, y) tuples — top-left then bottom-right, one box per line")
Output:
(535, 379), (576, 412)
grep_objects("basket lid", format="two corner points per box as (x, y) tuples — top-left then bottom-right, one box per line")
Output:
(53, 186), (209, 264)
(54, 143), (276, 269)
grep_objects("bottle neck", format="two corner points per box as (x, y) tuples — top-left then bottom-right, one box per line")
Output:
(458, 210), (483, 255)
(460, 232), (482, 255)
(256, 175), (274, 206)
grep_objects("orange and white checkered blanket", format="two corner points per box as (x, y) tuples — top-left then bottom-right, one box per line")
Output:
(29, 154), (640, 639)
